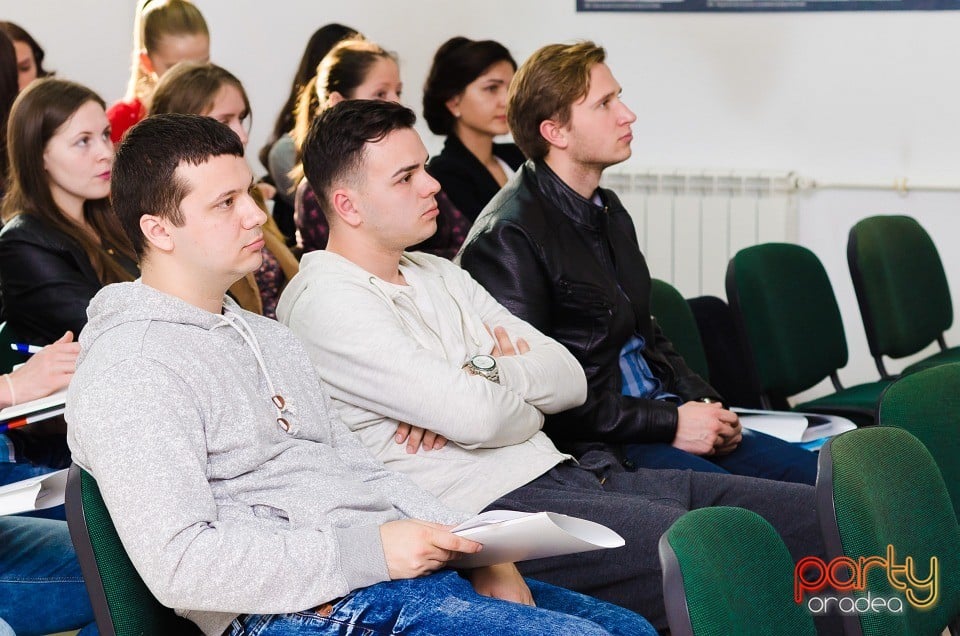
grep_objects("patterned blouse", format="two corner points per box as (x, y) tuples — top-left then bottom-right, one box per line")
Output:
(255, 247), (285, 320)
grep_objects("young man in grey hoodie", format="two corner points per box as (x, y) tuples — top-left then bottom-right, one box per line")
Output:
(64, 113), (655, 636)
(276, 99), (826, 632)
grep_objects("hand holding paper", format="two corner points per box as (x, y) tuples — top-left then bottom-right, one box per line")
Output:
(450, 510), (624, 569)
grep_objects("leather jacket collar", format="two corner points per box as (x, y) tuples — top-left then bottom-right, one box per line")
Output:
(530, 160), (607, 229)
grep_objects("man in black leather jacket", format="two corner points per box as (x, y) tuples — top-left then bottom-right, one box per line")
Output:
(459, 41), (817, 485)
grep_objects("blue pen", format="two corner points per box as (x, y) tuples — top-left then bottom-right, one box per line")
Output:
(10, 343), (42, 354)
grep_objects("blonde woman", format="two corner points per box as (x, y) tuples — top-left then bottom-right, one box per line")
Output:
(107, 0), (209, 144)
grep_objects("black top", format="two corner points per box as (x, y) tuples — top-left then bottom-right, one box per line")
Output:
(459, 161), (719, 458)
(0, 213), (139, 344)
(427, 134), (525, 222)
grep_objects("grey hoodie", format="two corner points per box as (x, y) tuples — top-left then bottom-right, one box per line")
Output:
(66, 282), (467, 636)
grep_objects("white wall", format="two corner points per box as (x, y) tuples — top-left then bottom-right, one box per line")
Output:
(7, 0), (960, 400)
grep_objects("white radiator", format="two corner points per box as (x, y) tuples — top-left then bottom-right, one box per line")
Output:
(600, 169), (797, 299)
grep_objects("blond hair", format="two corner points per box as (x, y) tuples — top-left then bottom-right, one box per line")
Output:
(507, 41), (605, 161)
(124, 0), (209, 102)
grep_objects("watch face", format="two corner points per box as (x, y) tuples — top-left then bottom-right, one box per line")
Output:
(472, 354), (496, 370)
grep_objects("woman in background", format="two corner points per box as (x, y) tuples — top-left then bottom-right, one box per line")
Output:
(0, 79), (138, 344)
(107, 0), (210, 144)
(423, 37), (524, 222)
(0, 31), (18, 199)
(0, 21), (52, 91)
(0, 48), (94, 635)
(261, 23), (357, 221)
(151, 62), (299, 319)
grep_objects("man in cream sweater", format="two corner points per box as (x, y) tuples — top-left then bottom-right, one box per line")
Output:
(277, 99), (825, 632)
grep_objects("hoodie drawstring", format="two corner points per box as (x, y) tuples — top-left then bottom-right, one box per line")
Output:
(218, 311), (292, 432)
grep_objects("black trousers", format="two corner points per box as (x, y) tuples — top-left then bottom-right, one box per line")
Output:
(483, 451), (823, 632)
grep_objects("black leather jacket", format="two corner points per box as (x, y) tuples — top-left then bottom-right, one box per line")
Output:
(0, 214), (138, 344)
(459, 161), (719, 457)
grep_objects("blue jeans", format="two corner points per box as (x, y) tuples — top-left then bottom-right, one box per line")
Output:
(0, 517), (97, 636)
(226, 570), (655, 635)
(624, 428), (818, 485)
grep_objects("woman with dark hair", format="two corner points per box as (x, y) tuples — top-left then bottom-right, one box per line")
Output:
(151, 61), (299, 319)
(423, 37), (524, 222)
(0, 50), (95, 636)
(261, 23), (357, 212)
(0, 21), (52, 91)
(0, 79), (138, 344)
(0, 31), (18, 198)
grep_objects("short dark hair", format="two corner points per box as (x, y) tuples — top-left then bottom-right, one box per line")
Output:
(302, 99), (416, 209)
(290, 38), (395, 152)
(112, 113), (244, 258)
(422, 37), (516, 136)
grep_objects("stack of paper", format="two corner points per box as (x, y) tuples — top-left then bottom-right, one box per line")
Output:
(734, 408), (857, 451)
(450, 510), (624, 568)
(0, 469), (68, 516)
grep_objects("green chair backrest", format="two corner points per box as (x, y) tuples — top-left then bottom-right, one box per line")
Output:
(817, 428), (960, 636)
(878, 363), (960, 522)
(726, 243), (849, 398)
(65, 465), (201, 636)
(659, 506), (816, 636)
(848, 215), (952, 360)
(0, 322), (23, 375)
(649, 279), (710, 381)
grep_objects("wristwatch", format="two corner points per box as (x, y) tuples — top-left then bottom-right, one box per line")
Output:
(463, 354), (500, 384)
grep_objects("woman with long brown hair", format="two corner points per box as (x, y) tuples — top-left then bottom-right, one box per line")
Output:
(0, 78), (138, 344)
(0, 30), (18, 199)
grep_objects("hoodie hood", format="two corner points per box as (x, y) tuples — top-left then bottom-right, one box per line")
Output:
(81, 281), (291, 426)
(81, 281), (237, 360)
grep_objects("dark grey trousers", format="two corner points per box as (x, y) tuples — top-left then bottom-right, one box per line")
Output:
(482, 450), (822, 632)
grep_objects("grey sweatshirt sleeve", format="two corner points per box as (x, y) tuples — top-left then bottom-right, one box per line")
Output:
(68, 358), (387, 614)
(316, 380), (469, 527)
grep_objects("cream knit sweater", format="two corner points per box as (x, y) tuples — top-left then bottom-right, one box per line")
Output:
(278, 251), (588, 513)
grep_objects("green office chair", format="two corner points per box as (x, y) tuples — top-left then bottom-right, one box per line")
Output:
(726, 243), (889, 424)
(65, 464), (201, 635)
(650, 280), (767, 408)
(649, 279), (710, 381)
(659, 506), (816, 636)
(877, 362), (960, 522)
(848, 215), (960, 379)
(817, 427), (960, 636)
